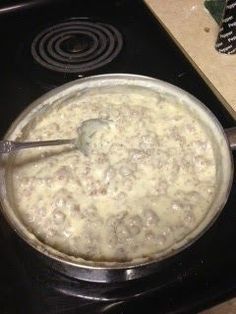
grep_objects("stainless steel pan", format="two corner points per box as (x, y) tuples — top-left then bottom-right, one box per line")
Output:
(0, 74), (235, 283)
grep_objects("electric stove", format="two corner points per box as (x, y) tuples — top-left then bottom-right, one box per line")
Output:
(0, 1), (236, 313)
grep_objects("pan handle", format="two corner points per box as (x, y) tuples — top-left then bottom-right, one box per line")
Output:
(225, 127), (236, 151)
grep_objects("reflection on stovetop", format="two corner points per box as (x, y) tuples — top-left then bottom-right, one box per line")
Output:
(0, 0), (236, 313)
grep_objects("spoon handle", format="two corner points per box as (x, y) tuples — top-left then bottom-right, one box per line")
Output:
(0, 139), (74, 154)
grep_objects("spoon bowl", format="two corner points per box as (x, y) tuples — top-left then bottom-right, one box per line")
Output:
(0, 118), (109, 155)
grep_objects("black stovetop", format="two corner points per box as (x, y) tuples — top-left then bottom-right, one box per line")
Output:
(0, 1), (236, 313)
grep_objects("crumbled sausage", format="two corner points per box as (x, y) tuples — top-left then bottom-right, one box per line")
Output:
(53, 210), (66, 224)
(119, 162), (137, 177)
(140, 132), (159, 150)
(126, 215), (143, 236)
(116, 224), (131, 241)
(129, 149), (147, 162)
(143, 208), (160, 227)
(182, 211), (196, 228)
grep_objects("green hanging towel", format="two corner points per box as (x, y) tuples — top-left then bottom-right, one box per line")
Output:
(204, 0), (225, 24)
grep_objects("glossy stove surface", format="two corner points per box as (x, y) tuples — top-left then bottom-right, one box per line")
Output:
(0, 1), (236, 313)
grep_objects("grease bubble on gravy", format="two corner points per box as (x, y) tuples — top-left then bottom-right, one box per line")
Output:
(7, 85), (221, 263)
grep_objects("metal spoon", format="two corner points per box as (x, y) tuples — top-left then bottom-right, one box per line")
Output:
(0, 118), (109, 156)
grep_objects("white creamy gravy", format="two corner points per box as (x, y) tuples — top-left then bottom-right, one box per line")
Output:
(11, 86), (217, 262)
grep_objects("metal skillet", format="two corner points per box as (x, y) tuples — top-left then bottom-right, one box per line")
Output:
(0, 74), (235, 283)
